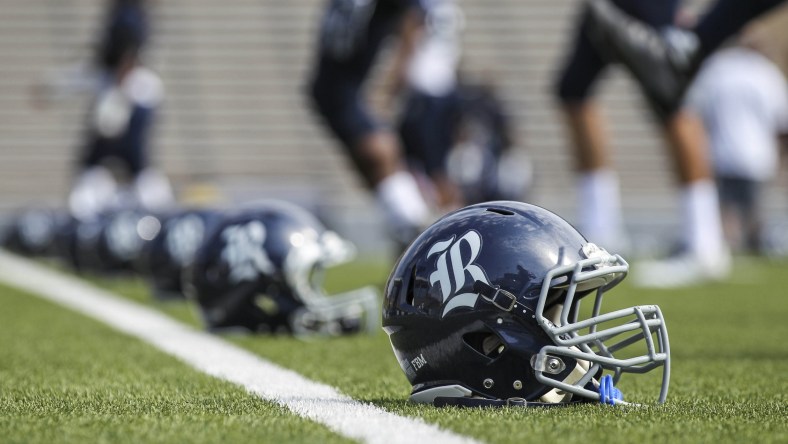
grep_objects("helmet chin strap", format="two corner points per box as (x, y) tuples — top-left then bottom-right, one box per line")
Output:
(539, 304), (593, 404)
(539, 360), (591, 403)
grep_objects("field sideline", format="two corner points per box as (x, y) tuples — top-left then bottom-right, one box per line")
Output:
(1, 252), (787, 443)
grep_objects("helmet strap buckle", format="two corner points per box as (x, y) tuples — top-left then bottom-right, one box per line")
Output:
(473, 280), (516, 312)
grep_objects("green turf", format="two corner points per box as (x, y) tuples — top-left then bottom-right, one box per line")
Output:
(226, 259), (788, 444)
(3, 256), (788, 443)
(0, 284), (352, 444)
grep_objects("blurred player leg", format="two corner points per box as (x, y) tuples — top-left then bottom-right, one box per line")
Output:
(308, 0), (431, 247)
(68, 165), (119, 222)
(358, 131), (430, 235)
(633, 110), (730, 287)
(309, 69), (430, 241)
(120, 68), (174, 212)
(568, 104), (627, 253)
(134, 168), (175, 212)
(398, 91), (463, 210)
(395, 0), (465, 211)
(586, 0), (787, 115)
(559, 1), (729, 286)
(555, 6), (626, 253)
(686, 39), (788, 255)
(68, 0), (173, 219)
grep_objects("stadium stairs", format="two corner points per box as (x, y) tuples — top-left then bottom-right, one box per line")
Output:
(1, 0), (786, 255)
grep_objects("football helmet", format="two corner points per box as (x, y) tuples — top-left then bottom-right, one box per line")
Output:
(51, 214), (85, 271)
(185, 200), (379, 336)
(383, 201), (669, 406)
(74, 209), (162, 274)
(138, 209), (223, 300)
(1, 207), (63, 257)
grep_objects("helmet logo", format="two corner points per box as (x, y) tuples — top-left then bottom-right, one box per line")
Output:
(106, 214), (142, 260)
(401, 353), (428, 378)
(167, 215), (205, 266)
(221, 220), (274, 283)
(427, 230), (490, 317)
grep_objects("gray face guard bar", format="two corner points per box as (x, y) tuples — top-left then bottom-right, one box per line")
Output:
(285, 230), (380, 336)
(532, 244), (671, 404)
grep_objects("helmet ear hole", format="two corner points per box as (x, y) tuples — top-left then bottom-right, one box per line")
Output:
(463, 331), (506, 359)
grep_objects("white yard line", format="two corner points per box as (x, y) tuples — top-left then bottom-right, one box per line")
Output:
(0, 251), (479, 444)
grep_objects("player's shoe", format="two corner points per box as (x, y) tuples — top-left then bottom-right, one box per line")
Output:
(585, 0), (701, 116)
(631, 250), (731, 288)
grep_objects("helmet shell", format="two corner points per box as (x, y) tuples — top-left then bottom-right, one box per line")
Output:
(138, 209), (223, 300)
(186, 201), (328, 333)
(384, 201), (590, 401)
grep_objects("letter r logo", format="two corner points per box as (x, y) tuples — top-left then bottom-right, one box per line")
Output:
(426, 230), (490, 316)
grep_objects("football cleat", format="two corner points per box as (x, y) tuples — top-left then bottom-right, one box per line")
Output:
(632, 250), (731, 288)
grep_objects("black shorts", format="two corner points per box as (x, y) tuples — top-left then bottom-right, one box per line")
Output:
(398, 90), (460, 176)
(307, 0), (405, 149)
(81, 105), (152, 175)
(309, 60), (381, 150)
(717, 176), (760, 214)
(555, 0), (679, 102)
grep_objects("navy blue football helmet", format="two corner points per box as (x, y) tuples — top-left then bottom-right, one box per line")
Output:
(2, 207), (64, 257)
(185, 200), (379, 335)
(51, 214), (85, 271)
(383, 201), (670, 406)
(139, 209), (223, 300)
(71, 209), (162, 274)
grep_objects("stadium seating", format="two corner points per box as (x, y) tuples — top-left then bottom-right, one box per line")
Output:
(1, 0), (786, 253)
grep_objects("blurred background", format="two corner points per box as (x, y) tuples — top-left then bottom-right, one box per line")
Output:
(2, 0), (788, 257)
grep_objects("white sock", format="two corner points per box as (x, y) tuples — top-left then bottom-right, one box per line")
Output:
(376, 171), (429, 229)
(134, 168), (175, 211)
(577, 169), (624, 249)
(68, 166), (118, 221)
(681, 180), (726, 257)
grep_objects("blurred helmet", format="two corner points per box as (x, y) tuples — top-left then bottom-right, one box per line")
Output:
(185, 200), (379, 335)
(52, 214), (86, 271)
(383, 201), (669, 406)
(139, 209), (223, 300)
(2, 207), (64, 257)
(74, 209), (162, 274)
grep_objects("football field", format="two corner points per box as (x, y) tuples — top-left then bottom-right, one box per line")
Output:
(1, 253), (786, 443)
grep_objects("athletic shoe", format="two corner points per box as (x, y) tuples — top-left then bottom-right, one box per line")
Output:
(632, 250), (731, 288)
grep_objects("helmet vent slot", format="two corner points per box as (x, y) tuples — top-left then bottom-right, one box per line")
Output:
(463, 331), (505, 359)
(485, 208), (514, 216)
(405, 267), (417, 306)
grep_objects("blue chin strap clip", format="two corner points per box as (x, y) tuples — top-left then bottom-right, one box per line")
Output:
(598, 375), (624, 405)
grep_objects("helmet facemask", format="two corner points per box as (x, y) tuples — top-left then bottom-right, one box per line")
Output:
(283, 230), (379, 336)
(187, 210), (379, 336)
(532, 243), (671, 404)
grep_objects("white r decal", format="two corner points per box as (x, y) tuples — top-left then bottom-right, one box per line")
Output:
(426, 230), (490, 317)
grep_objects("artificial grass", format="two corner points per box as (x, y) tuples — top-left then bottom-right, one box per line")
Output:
(230, 259), (788, 443)
(0, 284), (352, 444)
(4, 257), (787, 443)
